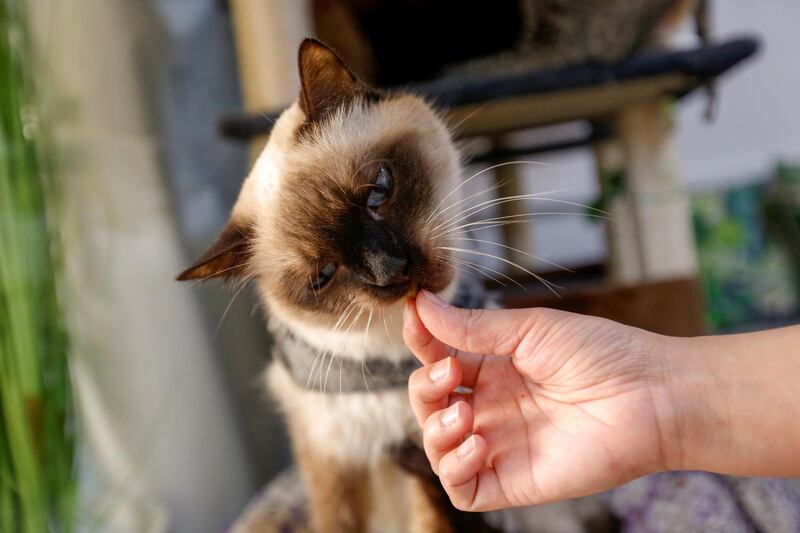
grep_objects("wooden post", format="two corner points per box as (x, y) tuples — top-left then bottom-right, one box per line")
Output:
(593, 135), (644, 284)
(229, 0), (312, 156)
(616, 98), (698, 281)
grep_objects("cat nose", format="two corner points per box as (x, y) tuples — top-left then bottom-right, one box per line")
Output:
(365, 252), (409, 287)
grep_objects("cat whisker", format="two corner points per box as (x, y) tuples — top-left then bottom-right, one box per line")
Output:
(324, 305), (364, 399)
(449, 237), (574, 273)
(449, 261), (524, 293)
(430, 188), (568, 232)
(427, 160), (550, 227)
(447, 99), (495, 132)
(450, 258), (513, 288)
(381, 309), (394, 346)
(451, 256), (526, 289)
(449, 263), (486, 286)
(317, 300), (357, 382)
(259, 111), (276, 124)
(215, 272), (256, 334)
(308, 298), (357, 390)
(360, 307), (374, 394)
(309, 261), (320, 304)
(433, 193), (607, 234)
(320, 302), (360, 396)
(435, 211), (609, 239)
(424, 177), (511, 230)
(346, 158), (390, 195)
(319, 301), (360, 411)
(438, 246), (561, 297)
(333, 179), (357, 208)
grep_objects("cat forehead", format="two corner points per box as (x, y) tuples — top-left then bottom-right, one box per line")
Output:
(251, 94), (445, 201)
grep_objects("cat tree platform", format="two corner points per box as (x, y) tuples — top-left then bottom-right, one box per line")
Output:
(221, 38), (757, 140)
(220, 37), (758, 336)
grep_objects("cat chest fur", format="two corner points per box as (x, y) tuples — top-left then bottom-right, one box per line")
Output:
(269, 362), (420, 465)
(266, 306), (423, 466)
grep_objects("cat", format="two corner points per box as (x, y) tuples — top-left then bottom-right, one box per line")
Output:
(179, 39), (609, 533)
(179, 38), (470, 533)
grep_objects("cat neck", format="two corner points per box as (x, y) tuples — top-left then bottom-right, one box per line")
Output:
(266, 277), (469, 363)
(268, 299), (411, 363)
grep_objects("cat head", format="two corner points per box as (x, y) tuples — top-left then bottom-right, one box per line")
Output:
(178, 39), (461, 325)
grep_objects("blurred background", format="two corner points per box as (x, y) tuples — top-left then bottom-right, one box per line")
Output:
(1, 0), (798, 531)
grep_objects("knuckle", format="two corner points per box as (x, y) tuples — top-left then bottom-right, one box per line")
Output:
(407, 370), (425, 395)
(422, 411), (440, 436)
(445, 486), (473, 512)
(462, 308), (487, 351)
(462, 308), (485, 335)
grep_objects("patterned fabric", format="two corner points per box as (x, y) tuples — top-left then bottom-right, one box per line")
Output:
(230, 468), (800, 532)
(611, 472), (800, 533)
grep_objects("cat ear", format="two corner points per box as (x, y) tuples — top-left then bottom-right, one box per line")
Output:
(176, 221), (252, 281)
(297, 38), (364, 122)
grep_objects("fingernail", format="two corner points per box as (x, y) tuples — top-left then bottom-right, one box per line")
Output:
(422, 290), (449, 309)
(440, 403), (460, 427)
(456, 435), (476, 457)
(429, 357), (451, 382)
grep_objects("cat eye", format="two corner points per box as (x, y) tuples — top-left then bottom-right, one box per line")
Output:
(311, 262), (337, 290)
(366, 165), (393, 212)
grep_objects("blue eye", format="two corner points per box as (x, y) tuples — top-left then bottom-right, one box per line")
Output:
(311, 262), (336, 289)
(367, 165), (392, 210)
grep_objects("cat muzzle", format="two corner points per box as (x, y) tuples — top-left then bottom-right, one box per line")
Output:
(363, 250), (410, 287)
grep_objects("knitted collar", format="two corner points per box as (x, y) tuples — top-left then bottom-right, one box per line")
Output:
(270, 278), (487, 394)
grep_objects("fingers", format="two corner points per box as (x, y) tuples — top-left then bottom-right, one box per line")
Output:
(408, 357), (462, 426)
(437, 435), (513, 513)
(419, 401), (505, 513)
(439, 433), (487, 487)
(419, 403), (510, 513)
(422, 401), (473, 474)
(403, 296), (450, 365)
(437, 434), (497, 512)
(415, 290), (539, 357)
(404, 297), (487, 388)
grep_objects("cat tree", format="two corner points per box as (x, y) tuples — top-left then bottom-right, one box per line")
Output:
(222, 0), (757, 337)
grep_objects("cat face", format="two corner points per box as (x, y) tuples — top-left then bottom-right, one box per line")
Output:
(178, 39), (460, 323)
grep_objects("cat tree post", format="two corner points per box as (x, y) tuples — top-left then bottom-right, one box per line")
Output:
(593, 136), (644, 284)
(229, 0), (312, 156)
(616, 98), (698, 281)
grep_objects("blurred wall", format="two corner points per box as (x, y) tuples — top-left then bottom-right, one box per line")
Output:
(28, 1), (256, 531)
(147, 0), (293, 492)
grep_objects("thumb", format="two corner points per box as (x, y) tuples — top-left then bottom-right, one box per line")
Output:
(415, 290), (539, 357)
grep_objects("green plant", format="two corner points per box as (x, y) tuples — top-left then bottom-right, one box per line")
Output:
(0, 0), (75, 531)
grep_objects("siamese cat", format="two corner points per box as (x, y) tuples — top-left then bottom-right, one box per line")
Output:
(179, 39), (604, 532)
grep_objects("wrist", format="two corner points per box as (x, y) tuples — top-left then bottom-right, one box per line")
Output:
(637, 326), (800, 477)
(644, 330), (737, 471)
(645, 333), (717, 473)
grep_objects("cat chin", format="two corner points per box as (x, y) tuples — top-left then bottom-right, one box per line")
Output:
(363, 280), (414, 303)
(263, 274), (460, 360)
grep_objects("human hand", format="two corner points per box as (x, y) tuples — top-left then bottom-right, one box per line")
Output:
(403, 291), (676, 512)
